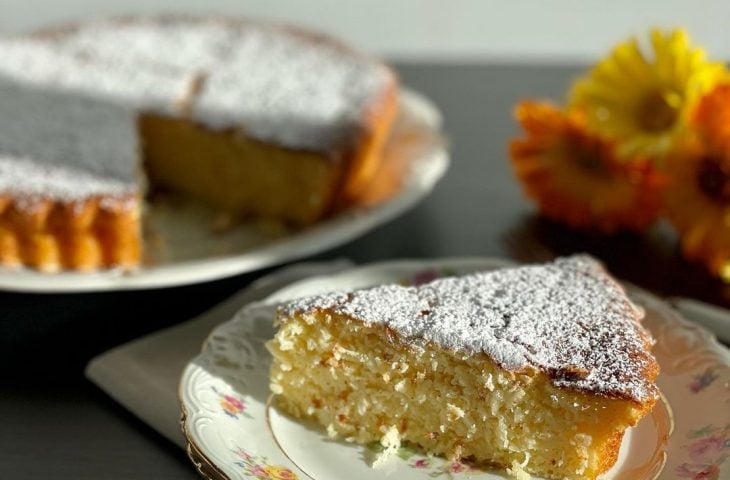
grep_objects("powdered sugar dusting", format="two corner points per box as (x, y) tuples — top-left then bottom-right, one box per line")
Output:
(282, 256), (659, 403)
(0, 16), (393, 151)
(0, 77), (138, 202)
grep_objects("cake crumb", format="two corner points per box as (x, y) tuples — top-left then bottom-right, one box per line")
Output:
(357, 398), (370, 415)
(446, 403), (465, 421)
(506, 458), (532, 480)
(371, 425), (401, 468)
(380, 425), (401, 449)
(485, 373), (495, 391)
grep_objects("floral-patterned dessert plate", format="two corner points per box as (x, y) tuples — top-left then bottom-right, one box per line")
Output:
(179, 258), (730, 480)
(0, 89), (447, 292)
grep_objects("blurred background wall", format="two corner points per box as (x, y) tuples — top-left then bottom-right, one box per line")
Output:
(0, 0), (727, 62)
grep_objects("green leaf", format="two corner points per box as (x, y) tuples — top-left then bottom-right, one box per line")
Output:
(366, 441), (384, 453)
(689, 425), (717, 438)
(396, 447), (416, 460)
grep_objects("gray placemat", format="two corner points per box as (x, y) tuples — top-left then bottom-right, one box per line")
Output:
(85, 259), (353, 447)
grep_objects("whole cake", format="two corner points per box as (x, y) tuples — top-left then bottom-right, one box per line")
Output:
(268, 256), (659, 480)
(0, 16), (398, 271)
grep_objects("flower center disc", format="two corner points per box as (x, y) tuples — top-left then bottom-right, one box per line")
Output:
(697, 157), (730, 203)
(637, 89), (680, 133)
(571, 134), (610, 177)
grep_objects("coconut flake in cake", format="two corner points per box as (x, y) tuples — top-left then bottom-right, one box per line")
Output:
(281, 255), (659, 403)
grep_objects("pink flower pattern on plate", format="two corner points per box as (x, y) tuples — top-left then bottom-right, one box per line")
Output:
(411, 458), (430, 469)
(368, 442), (486, 477)
(688, 368), (720, 393)
(402, 268), (458, 286)
(676, 424), (730, 479)
(212, 386), (253, 419)
(232, 447), (298, 480)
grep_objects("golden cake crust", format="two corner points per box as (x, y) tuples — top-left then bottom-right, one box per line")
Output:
(0, 195), (140, 271)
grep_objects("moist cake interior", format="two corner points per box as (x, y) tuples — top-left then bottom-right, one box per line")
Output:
(268, 256), (660, 480)
(139, 114), (347, 225)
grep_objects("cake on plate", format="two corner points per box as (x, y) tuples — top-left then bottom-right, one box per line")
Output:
(0, 16), (398, 271)
(268, 255), (659, 480)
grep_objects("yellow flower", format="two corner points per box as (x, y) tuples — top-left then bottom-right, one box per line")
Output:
(509, 101), (663, 233)
(570, 29), (726, 157)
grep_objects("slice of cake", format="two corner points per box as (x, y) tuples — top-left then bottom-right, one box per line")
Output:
(268, 256), (659, 480)
(0, 16), (398, 271)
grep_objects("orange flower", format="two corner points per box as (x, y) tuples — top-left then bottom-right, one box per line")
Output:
(509, 101), (663, 233)
(663, 85), (730, 280)
(694, 83), (730, 155)
(664, 134), (730, 280)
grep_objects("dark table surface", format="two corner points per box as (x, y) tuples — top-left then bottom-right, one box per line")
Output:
(3, 62), (729, 479)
